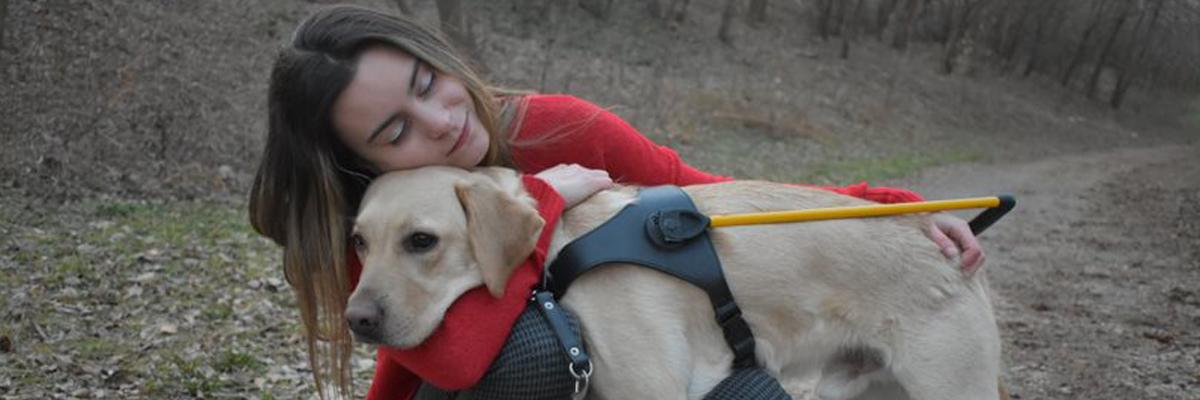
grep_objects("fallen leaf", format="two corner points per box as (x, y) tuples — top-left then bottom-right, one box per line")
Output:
(132, 272), (157, 283)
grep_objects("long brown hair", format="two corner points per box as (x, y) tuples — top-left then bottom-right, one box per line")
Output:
(249, 5), (520, 396)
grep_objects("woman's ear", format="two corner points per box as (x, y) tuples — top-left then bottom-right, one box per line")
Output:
(454, 177), (544, 298)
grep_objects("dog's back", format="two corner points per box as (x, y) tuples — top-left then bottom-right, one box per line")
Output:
(560, 180), (1002, 400)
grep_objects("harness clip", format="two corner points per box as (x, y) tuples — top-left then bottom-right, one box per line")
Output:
(569, 360), (593, 400)
(646, 209), (711, 248)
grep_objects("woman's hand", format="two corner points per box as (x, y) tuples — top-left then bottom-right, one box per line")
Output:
(535, 164), (614, 208)
(926, 213), (986, 276)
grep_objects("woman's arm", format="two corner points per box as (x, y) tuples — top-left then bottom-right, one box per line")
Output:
(514, 95), (981, 271)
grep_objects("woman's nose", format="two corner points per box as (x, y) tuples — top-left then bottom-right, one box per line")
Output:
(415, 106), (455, 140)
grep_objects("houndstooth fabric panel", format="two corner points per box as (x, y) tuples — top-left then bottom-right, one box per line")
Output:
(414, 302), (792, 400)
(415, 301), (582, 400)
(702, 367), (793, 400)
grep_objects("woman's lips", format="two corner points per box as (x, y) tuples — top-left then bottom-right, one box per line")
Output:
(446, 111), (471, 156)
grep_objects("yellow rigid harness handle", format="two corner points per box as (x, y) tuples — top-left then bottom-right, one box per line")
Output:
(708, 195), (1015, 235)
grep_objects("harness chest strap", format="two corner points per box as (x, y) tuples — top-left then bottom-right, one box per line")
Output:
(544, 186), (758, 369)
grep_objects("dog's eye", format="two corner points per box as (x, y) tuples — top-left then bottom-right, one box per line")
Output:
(351, 233), (367, 254)
(404, 232), (438, 253)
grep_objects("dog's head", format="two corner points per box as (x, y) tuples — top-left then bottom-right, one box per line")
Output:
(345, 166), (544, 347)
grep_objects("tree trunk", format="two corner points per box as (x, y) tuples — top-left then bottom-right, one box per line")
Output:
(648, 0), (665, 19)
(891, 0), (921, 50)
(747, 0), (767, 25)
(671, 0), (691, 22)
(579, 0), (614, 20)
(0, 0), (7, 51)
(1022, 7), (1048, 77)
(1060, 0), (1111, 87)
(876, 0), (898, 40)
(936, 0), (957, 45)
(817, 0), (835, 39)
(718, 0), (738, 44)
(1000, 0), (1033, 66)
(1111, 0), (1165, 108)
(841, 0), (864, 59)
(829, 0), (845, 37)
(1087, 2), (1132, 99)
(436, 0), (482, 71)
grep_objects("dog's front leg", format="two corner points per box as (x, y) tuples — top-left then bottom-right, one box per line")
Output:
(564, 265), (729, 400)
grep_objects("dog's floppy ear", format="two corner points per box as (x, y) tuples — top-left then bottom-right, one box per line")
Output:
(454, 176), (544, 298)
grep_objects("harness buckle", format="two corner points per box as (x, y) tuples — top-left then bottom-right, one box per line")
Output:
(716, 302), (758, 369)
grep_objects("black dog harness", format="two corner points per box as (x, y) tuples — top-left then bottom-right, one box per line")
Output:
(541, 186), (758, 370)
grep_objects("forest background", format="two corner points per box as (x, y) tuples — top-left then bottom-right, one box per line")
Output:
(1, 0), (1198, 398)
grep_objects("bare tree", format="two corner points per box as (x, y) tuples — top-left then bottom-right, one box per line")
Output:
(939, 0), (994, 74)
(1086, 0), (1134, 98)
(876, 0), (899, 40)
(718, 0), (739, 44)
(647, 0), (665, 19)
(891, 0), (923, 50)
(1, 0), (7, 50)
(841, 0), (865, 59)
(670, 0), (691, 22)
(1061, 0), (1115, 87)
(1111, 0), (1167, 108)
(1022, 1), (1064, 77)
(747, 0), (768, 25)
(997, 0), (1035, 68)
(579, 0), (615, 20)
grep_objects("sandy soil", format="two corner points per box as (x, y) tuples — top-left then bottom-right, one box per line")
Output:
(902, 144), (1200, 399)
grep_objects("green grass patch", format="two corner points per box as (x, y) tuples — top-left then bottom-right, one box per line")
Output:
(214, 350), (265, 373)
(203, 304), (235, 321)
(87, 200), (259, 250)
(72, 337), (122, 360)
(805, 152), (983, 184)
(164, 354), (227, 396)
(95, 202), (156, 219)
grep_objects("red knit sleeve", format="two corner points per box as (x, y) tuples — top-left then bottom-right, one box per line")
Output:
(364, 351), (421, 400)
(815, 181), (925, 204)
(361, 175), (564, 395)
(512, 95), (731, 186)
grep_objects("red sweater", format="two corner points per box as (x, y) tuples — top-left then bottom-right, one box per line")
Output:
(355, 95), (923, 399)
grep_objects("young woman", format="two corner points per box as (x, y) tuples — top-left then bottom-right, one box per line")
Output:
(249, 5), (985, 399)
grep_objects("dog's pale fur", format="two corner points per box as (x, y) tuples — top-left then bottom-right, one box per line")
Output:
(349, 166), (1004, 400)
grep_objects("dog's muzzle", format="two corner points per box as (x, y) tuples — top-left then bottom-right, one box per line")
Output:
(346, 302), (384, 342)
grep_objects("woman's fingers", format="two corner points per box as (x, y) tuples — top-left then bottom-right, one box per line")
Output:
(929, 213), (987, 276)
(927, 220), (960, 259)
(535, 164), (614, 208)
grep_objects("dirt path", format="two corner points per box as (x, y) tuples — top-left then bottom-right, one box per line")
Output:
(899, 144), (1200, 399)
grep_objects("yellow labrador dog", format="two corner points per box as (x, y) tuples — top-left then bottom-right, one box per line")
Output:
(348, 166), (1004, 400)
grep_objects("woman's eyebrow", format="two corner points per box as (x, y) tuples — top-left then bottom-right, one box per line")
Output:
(407, 59), (422, 96)
(366, 60), (423, 143)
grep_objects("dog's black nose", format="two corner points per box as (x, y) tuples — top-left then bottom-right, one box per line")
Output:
(346, 303), (382, 339)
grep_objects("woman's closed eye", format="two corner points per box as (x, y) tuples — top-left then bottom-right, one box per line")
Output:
(388, 62), (437, 145)
(418, 62), (436, 97)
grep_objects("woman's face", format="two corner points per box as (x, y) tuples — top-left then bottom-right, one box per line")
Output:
(332, 46), (489, 172)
